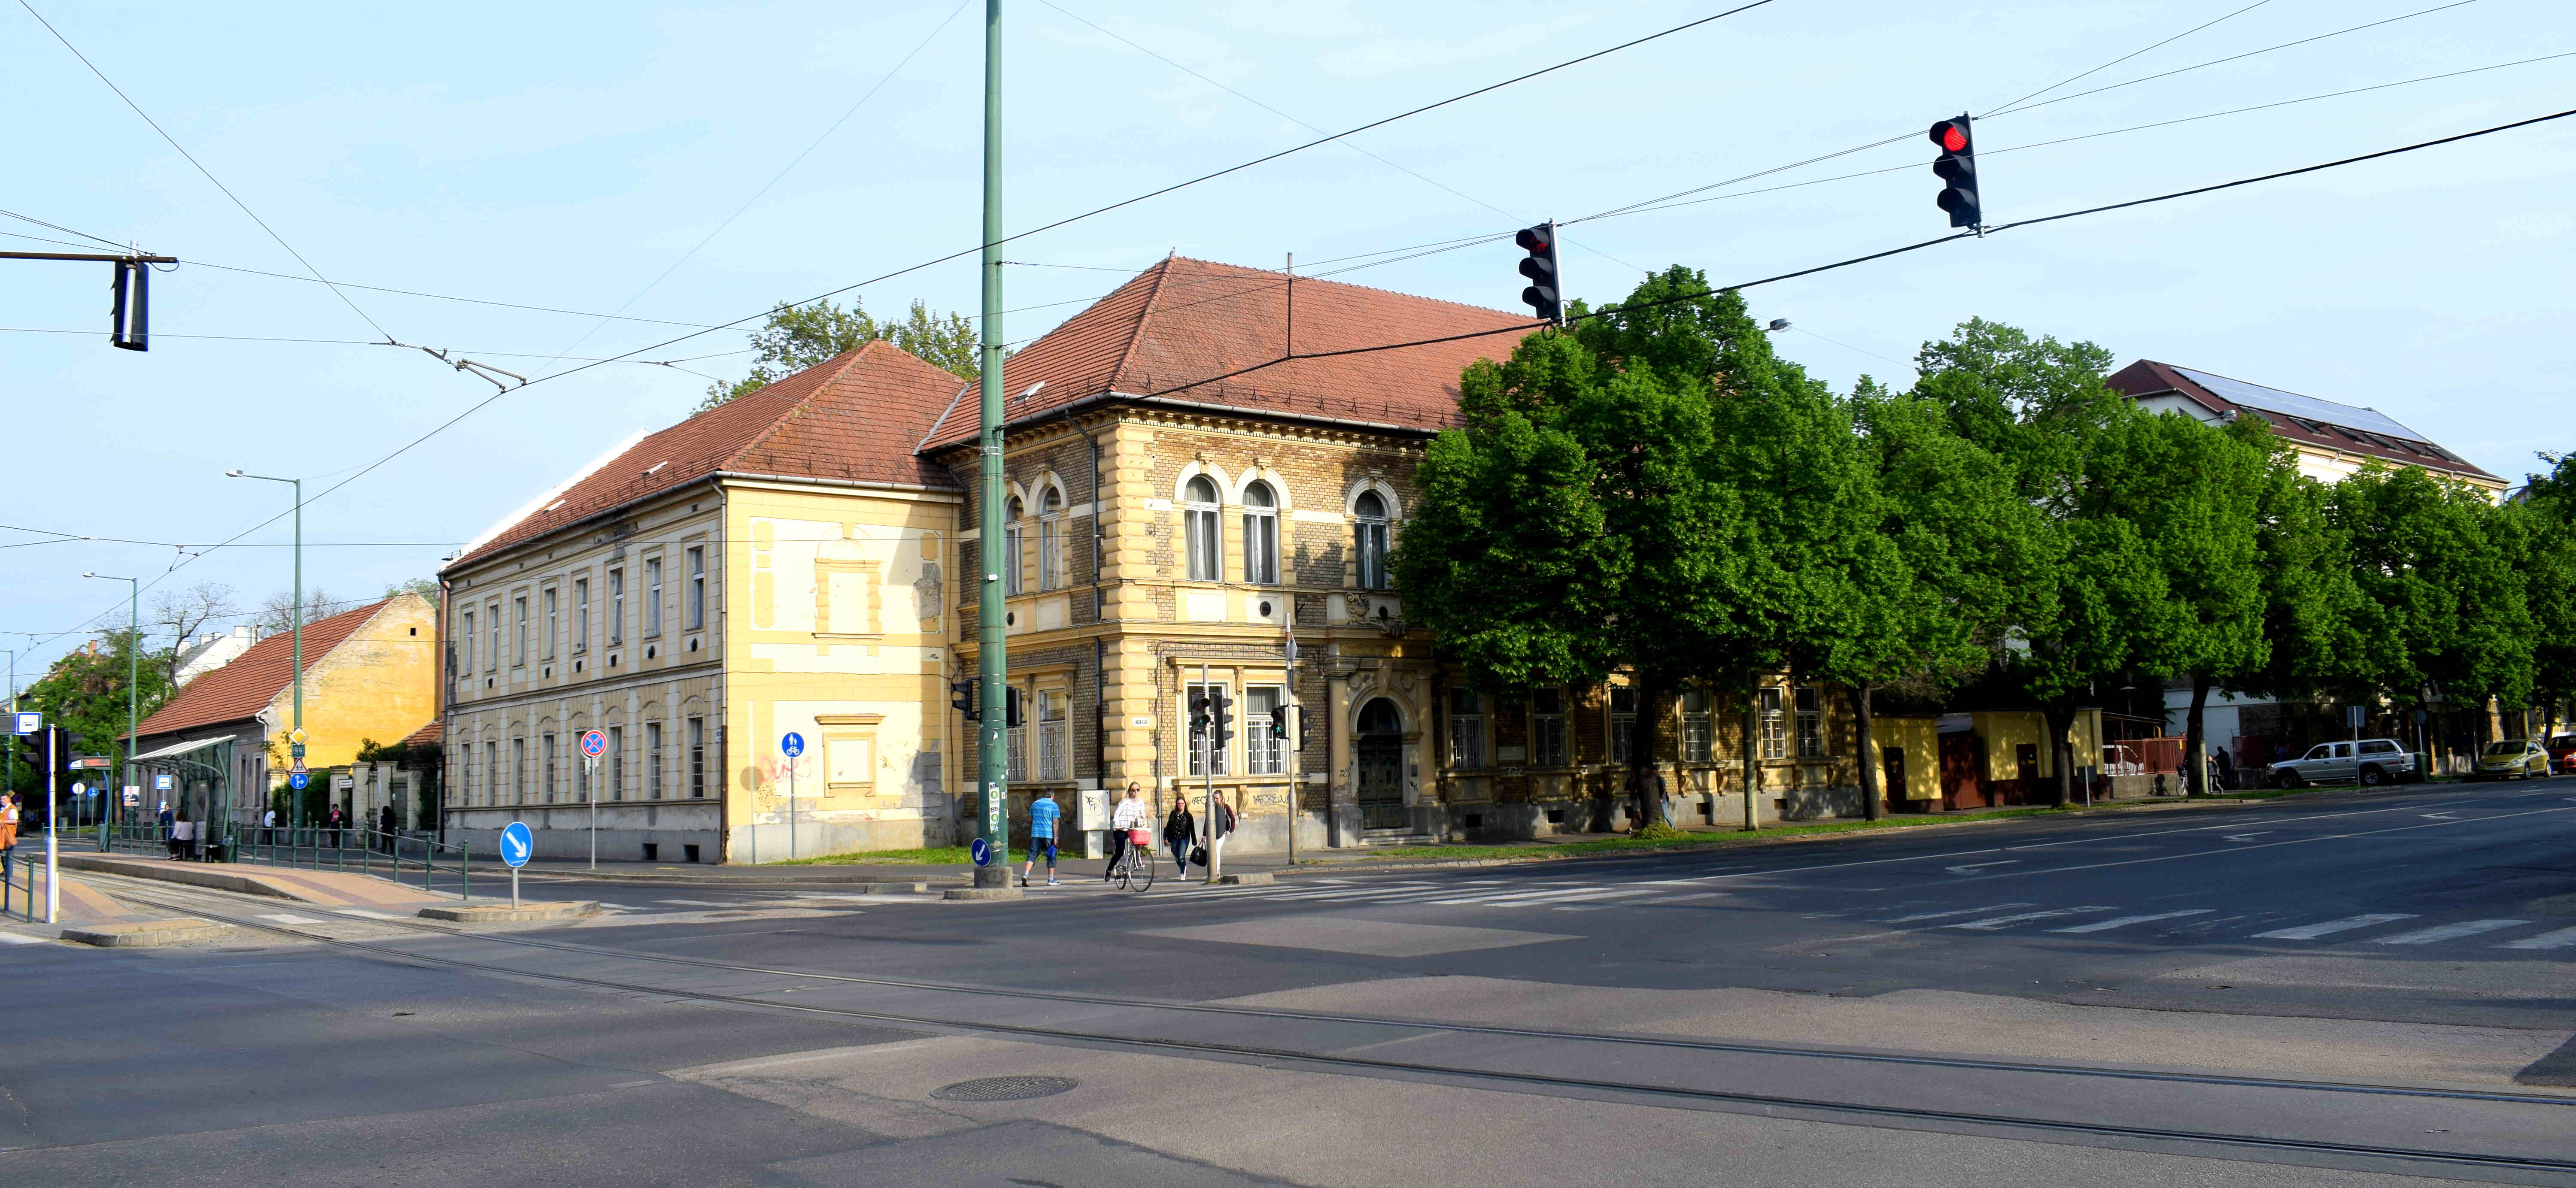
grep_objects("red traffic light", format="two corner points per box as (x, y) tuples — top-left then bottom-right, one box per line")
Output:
(1514, 226), (1552, 252)
(1930, 120), (1968, 152)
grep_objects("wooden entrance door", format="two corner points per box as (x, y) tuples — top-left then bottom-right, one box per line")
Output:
(1938, 734), (1985, 810)
(1354, 698), (1407, 830)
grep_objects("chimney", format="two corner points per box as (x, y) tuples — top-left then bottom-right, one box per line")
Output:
(235, 624), (256, 644)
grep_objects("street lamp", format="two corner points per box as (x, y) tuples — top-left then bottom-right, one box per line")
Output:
(82, 573), (139, 830)
(227, 469), (304, 827)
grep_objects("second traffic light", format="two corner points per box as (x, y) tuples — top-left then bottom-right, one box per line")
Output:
(1515, 222), (1562, 324)
(1928, 114), (1981, 229)
(1208, 687), (1232, 749)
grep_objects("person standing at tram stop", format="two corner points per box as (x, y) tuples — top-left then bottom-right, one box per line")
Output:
(0, 793), (19, 864)
(1019, 790), (1061, 888)
(1162, 792), (1196, 879)
(1105, 782), (1148, 880)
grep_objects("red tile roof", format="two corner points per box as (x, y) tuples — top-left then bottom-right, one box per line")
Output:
(2108, 360), (2498, 482)
(130, 599), (394, 740)
(920, 256), (1540, 449)
(450, 339), (970, 569)
(400, 721), (442, 749)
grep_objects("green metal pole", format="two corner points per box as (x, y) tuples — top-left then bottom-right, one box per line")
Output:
(126, 580), (136, 829)
(971, 0), (1012, 890)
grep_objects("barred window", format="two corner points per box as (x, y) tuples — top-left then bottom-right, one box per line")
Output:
(1185, 682), (1231, 776)
(1247, 685), (1286, 775)
(1610, 685), (1637, 765)
(1448, 687), (1485, 770)
(687, 717), (706, 798)
(1530, 688), (1566, 767)
(1007, 688), (1030, 783)
(1681, 688), (1713, 763)
(1037, 689), (1069, 782)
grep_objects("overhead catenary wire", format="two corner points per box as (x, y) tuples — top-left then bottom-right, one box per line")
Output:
(1981, 0), (2278, 117)
(1988, 0), (2490, 118)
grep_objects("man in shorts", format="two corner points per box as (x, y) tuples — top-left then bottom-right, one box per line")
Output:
(1020, 790), (1061, 887)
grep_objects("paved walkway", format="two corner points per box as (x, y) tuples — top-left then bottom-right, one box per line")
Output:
(52, 852), (456, 909)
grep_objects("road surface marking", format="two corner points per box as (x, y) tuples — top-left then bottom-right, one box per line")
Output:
(1945, 906), (2116, 930)
(2501, 925), (2576, 950)
(656, 899), (743, 907)
(1944, 861), (2020, 874)
(2253, 913), (2418, 939)
(334, 908), (406, 920)
(2222, 833), (2271, 842)
(2420, 812), (2460, 820)
(1476, 886), (1648, 906)
(1885, 903), (2032, 922)
(0, 933), (45, 945)
(258, 913), (325, 924)
(2048, 909), (2215, 933)
(2372, 919), (2529, 945)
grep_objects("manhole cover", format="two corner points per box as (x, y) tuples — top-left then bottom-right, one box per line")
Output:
(931, 1076), (1078, 1102)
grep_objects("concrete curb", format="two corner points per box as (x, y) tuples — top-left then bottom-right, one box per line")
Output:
(519, 867), (964, 888)
(54, 854), (304, 900)
(1215, 872), (1273, 885)
(418, 900), (601, 923)
(941, 887), (1024, 902)
(63, 918), (232, 947)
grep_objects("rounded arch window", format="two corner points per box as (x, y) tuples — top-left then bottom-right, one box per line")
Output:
(1242, 480), (1279, 585)
(1183, 475), (1221, 582)
(1037, 486), (1066, 590)
(1002, 495), (1025, 595)
(1353, 489), (1391, 590)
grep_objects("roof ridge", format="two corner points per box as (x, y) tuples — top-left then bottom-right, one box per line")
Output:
(721, 343), (876, 470)
(1105, 256), (1181, 393)
(1164, 254), (1526, 321)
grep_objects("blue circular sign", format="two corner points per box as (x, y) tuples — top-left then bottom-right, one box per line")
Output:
(287, 771), (310, 790)
(781, 731), (805, 758)
(580, 729), (608, 758)
(499, 821), (534, 869)
(969, 837), (992, 867)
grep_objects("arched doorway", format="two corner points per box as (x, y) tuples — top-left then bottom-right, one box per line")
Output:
(1355, 698), (1406, 830)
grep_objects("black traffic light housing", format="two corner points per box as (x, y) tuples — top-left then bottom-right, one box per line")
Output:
(110, 258), (150, 351)
(1515, 222), (1562, 324)
(1004, 686), (1025, 730)
(1268, 704), (1289, 739)
(1929, 114), (1981, 230)
(1188, 691), (1212, 739)
(950, 679), (981, 721)
(1208, 687), (1233, 749)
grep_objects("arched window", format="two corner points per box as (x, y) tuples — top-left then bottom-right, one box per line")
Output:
(1037, 487), (1066, 590)
(1184, 476), (1221, 582)
(1242, 480), (1279, 585)
(1353, 490), (1391, 590)
(1002, 496), (1024, 595)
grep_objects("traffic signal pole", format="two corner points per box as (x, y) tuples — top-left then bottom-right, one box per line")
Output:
(971, 0), (1012, 890)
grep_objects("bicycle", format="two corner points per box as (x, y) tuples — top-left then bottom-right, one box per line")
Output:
(1112, 831), (1156, 892)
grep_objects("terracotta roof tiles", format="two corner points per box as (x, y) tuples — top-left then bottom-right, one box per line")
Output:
(130, 599), (394, 740)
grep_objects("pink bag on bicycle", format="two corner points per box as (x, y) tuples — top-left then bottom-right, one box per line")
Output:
(1127, 828), (1151, 847)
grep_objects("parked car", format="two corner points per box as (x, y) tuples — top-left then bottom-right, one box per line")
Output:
(2268, 738), (2419, 788)
(2473, 738), (2551, 781)
(2544, 734), (2576, 775)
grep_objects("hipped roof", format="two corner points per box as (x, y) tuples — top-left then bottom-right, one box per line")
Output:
(2108, 360), (2498, 482)
(129, 599), (393, 740)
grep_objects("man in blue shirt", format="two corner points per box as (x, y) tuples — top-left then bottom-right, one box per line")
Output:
(1020, 790), (1062, 887)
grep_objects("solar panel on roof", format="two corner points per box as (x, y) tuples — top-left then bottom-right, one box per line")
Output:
(2171, 366), (2431, 443)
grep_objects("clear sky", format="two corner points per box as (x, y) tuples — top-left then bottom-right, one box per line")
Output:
(4, 0), (2570, 681)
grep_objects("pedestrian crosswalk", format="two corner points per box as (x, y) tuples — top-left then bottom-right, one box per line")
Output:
(1196, 877), (2575, 951)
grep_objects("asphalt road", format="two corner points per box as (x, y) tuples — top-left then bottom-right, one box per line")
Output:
(6, 778), (2572, 1187)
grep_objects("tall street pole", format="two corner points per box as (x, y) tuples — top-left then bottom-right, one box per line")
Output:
(972, 0), (1012, 889)
(82, 574), (138, 827)
(229, 471), (304, 830)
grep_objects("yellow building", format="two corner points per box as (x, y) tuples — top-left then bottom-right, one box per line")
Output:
(127, 593), (439, 826)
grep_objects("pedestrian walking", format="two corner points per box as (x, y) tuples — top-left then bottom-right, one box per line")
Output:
(378, 803), (398, 852)
(1162, 795), (1196, 879)
(1020, 790), (1061, 887)
(169, 814), (193, 861)
(327, 805), (347, 849)
(1207, 791), (1236, 873)
(1104, 782), (1148, 880)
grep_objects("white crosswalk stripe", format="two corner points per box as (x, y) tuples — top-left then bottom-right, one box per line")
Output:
(1945, 906), (2117, 930)
(1886, 903), (2032, 923)
(2501, 925), (2576, 950)
(2047, 909), (2214, 933)
(0, 932), (47, 945)
(2371, 919), (2529, 945)
(2251, 913), (2419, 940)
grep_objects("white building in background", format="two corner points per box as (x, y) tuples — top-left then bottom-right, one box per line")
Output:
(173, 624), (260, 687)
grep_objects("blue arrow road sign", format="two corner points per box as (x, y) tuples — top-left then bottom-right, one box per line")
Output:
(288, 771), (310, 790)
(500, 821), (534, 868)
(781, 731), (804, 758)
(970, 837), (992, 867)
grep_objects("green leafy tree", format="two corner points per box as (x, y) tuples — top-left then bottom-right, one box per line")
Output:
(2518, 453), (2576, 735)
(2327, 464), (2535, 759)
(2208, 425), (2373, 776)
(699, 297), (978, 411)
(9, 630), (176, 805)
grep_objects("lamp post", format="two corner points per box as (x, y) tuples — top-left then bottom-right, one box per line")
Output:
(82, 574), (139, 827)
(227, 470), (303, 827)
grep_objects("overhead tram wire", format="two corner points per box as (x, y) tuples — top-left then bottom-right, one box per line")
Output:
(0, 206), (128, 250)
(18, 0), (394, 342)
(1134, 105), (2576, 402)
(531, 0), (977, 379)
(1986, 0), (2490, 118)
(125, 0), (1792, 583)
(1033, 0), (1649, 276)
(1982, 0), (2277, 118)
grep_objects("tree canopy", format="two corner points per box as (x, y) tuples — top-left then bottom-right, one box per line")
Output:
(699, 297), (978, 411)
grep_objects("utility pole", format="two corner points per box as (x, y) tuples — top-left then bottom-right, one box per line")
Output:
(971, 0), (1012, 889)
(229, 471), (303, 827)
(1203, 662), (1217, 883)
(4, 649), (16, 808)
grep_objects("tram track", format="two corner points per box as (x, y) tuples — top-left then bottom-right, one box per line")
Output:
(91, 883), (2576, 1178)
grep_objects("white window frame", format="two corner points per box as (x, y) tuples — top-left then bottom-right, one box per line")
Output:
(687, 717), (706, 798)
(1006, 688), (1030, 783)
(1795, 686), (1823, 759)
(644, 557), (663, 638)
(1247, 685), (1286, 775)
(1610, 686), (1637, 765)
(1037, 688), (1069, 781)
(1183, 476), (1221, 582)
(1681, 688), (1713, 763)
(608, 568), (626, 646)
(646, 721), (665, 800)
(1242, 481), (1279, 585)
(460, 610), (476, 675)
(608, 724), (625, 800)
(542, 587), (557, 659)
(1530, 688), (1566, 767)
(573, 578), (589, 654)
(1353, 491), (1391, 590)
(1758, 687), (1787, 760)
(1185, 681), (1231, 776)
(1038, 488), (1066, 591)
(686, 547), (706, 630)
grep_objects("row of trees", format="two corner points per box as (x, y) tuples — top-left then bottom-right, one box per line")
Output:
(1396, 266), (2575, 827)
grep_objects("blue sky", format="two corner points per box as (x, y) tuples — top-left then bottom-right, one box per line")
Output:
(4, 0), (2570, 680)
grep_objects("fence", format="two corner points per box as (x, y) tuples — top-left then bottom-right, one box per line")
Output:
(2101, 737), (2185, 776)
(92, 822), (473, 900)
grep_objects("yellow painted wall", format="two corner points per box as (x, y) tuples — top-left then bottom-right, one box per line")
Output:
(722, 479), (959, 858)
(1968, 709), (2103, 781)
(265, 594), (439, 773)
(1867, 717), (1941, 801)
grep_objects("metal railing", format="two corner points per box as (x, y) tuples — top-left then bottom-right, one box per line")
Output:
(234, 827), (472, 900)
(2, 849), (25, 921)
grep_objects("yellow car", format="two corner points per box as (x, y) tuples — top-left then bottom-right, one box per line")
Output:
(2473, 739), (2551, 780)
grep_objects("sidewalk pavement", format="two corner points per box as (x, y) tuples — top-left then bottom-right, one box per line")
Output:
(512, 845), (1311, 887)
(52, 852), (459, 910)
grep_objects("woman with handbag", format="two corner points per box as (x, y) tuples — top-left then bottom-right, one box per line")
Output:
(1162, 795), (1195, 879)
